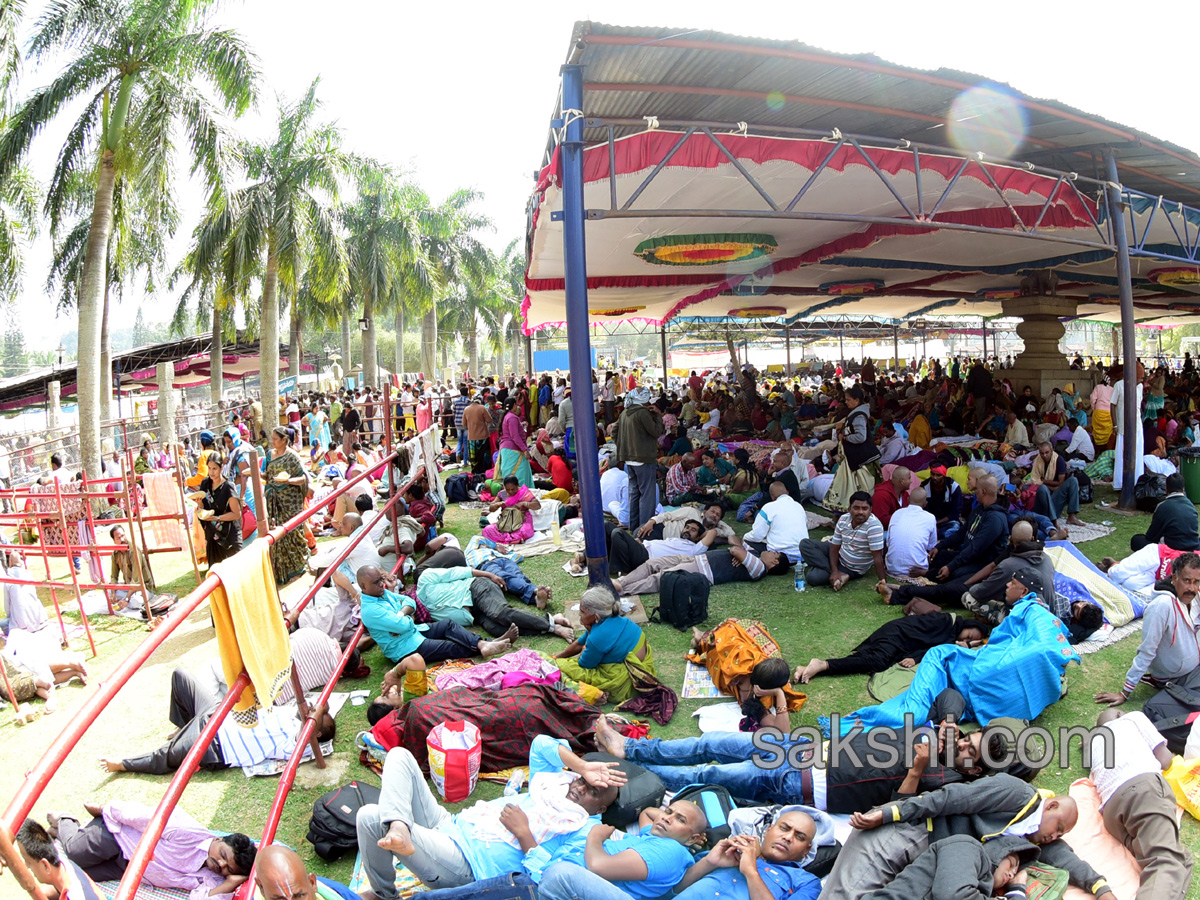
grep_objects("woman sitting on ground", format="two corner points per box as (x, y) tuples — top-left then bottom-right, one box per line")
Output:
(553, 585), (655, 704)
(481, 475), (540, 544)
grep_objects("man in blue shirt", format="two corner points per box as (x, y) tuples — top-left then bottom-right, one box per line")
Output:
(537, 800), (708, 900)
(357, 565), (513, 669)
(674, 809), (820, 900)
(452, 385), (472, 465)
(355, 736), (626, 898)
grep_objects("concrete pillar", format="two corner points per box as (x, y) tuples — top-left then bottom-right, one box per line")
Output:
(1001, 292), (1078, 395)
(47, 380), (61, 431)
(156, 362), (176, 447)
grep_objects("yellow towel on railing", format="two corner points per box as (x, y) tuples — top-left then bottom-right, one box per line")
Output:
(210, 538), (292, 727)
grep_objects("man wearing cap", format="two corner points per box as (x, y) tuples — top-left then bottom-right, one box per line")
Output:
(614, 387), (664, 534)
(923, 466), (963, 541)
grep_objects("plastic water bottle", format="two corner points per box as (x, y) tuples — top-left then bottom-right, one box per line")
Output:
(504, 769), (526, 797)
(551, 519), (562, 546)
(794, 562), (807, 593)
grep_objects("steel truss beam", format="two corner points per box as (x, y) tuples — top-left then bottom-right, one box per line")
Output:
(545, 117), (1200, 268)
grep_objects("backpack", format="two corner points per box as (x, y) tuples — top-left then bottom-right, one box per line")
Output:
(651, 570), (710, 630)
(1143, 667), (1200, 754)
(1134, 473), (1166, 512)
(1072, 469), (1093, 505)
(671, 783), (737, 848)
(306, 780), (381, 861)
(445, 472), (475, 503)
(583, 752), (665, 827)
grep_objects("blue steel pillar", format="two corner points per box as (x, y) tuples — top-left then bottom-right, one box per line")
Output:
(1103, 150), (1138, 511)
(559, 65), (608, 583)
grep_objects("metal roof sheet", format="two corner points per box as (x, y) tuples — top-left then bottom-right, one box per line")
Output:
(556, 21), (1200, 205)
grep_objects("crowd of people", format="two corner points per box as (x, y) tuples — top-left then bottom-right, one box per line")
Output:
(9, 350), (1200, 900)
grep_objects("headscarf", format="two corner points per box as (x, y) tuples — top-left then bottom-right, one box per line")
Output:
(624, 386), (651, 408)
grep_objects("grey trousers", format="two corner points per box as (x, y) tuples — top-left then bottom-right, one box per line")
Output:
(58, 815), (128, 883)
(798, 538), (868, 587)
(468, 578), (552, 637)
(818, 821), (927, 899)
(121, 668), (225, 775)
(626, 461), (659, 534)
(1103, 772), (1193, 900)
(355, 748), (474, 898)
(617, 554), (701, 595)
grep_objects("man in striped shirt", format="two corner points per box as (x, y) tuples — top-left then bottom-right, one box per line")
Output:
(797, 491), (886, 589)
(452, 384), (472, 464)
(99, 630), (340, 775)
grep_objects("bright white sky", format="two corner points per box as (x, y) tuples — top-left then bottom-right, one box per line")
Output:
(14, 0), (1200, 349)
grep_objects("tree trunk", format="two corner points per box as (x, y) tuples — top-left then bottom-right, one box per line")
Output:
(362, 285), (377, 389)
(421, 307), (437, 380)
(288, 300), (301, 383)
(261, 249), (281, 416)
(340, 312), (351, 384)
(77, 152), (117, 479)
(511, 327), (520, 376)
(468, 311), (479, 376)
(211, 301), (224, 407)
(440, 340), (448, 373)
(99, 282), (112, 424)
(395, 305), (404, 376)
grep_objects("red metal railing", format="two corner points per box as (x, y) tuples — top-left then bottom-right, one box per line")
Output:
(2, 394), (434, 900)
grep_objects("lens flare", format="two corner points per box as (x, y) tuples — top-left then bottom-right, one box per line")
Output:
(946, 85), (1027, 158)
(765, 91), (785, 112)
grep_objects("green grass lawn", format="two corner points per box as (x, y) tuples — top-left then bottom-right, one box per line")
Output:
(2, 483), (1198, 899)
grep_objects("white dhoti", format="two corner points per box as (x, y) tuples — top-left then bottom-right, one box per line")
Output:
(1112, 422), (1144, 490)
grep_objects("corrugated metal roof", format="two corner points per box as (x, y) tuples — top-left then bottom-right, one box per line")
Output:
(552, 21), (1200, 205)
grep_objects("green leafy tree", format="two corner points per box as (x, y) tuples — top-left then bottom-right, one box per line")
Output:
(187, 79), (348, 409)
(0, 0), (257, 475)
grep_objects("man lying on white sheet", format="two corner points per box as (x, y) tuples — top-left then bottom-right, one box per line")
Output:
(1102, 542), (1186, 595)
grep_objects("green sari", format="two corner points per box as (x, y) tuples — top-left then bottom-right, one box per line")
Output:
(554, 632), (656, 703)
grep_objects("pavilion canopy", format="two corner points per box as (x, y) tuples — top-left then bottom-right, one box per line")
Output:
(523, 23), (1200, 335)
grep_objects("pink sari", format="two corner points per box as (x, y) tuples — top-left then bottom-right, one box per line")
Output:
(480, 484), (536, 544)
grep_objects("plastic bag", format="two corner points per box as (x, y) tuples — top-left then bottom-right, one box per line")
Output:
(822, 445), (874, 513)
(427, 721), (482, 802)
(1164, 755), (1200, 820)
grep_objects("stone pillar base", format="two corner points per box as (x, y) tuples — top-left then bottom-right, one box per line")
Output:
(1001, 294), (1080, 396)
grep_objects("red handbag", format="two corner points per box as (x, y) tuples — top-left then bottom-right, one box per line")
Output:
(240, 501), (257, 540)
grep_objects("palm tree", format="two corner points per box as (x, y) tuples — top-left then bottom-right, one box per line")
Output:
(49, 168), (176, 421)
(188, 79), (348, 410)
(0, 0), (256, 476)
(343, 164), (434, 388)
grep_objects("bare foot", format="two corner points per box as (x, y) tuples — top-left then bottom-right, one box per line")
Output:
(535, 586), (551, 610)
(551, 614), (571, 627)
(796, 659), (829, 684)
(1099, 556), (1117, 573)
(593, 714), (626, 759)
(84, 802), (103, 818)
(552, 625), (575, 641)
(100, 758), (125, 774)
(611, 578), (623, 593)
(378, 821), (415, 856)
(499, 623), (519, 643)
(1067, 515), (1087, 527)
(479, 638), (512, 658)
(875, 581), (895, 605)
(46, 812), (64, 837)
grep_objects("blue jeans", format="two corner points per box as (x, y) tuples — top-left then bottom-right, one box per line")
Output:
(622, 731), (810, 804)
(456, 429), (468, 464)
(935, 520), (961, 542)
(539, 864), (632, 900)
(564, 427), (575, 461)
(420, 872), (535, 900)
(480, 557), (537, 604)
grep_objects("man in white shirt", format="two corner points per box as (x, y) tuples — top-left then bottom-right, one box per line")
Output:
(1062, 419), (1095, 462)
(1003, 411), (1030, 446)
(635, 503), (734, 543)
(1089, 709), (1192, 900)
(599, 462), (629, 522)
(884, 487), (939, 577)
(745, 481), (810, 562)
(609, 520), (718, 576)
